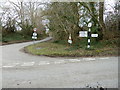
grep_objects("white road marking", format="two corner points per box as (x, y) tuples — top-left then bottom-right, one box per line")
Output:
(83, 58), (96, 61)
(3, 65), (15, 68)
(2, 57), (110, 68)
(68, 59), (81, 62)
(54, 60), (66, 64)
(21, 62), (35, 66)
(2, 63), (19, 68)
(99, 57), (109, 60)
(54, 61), (61, 64)
(39, 61), (50, 65)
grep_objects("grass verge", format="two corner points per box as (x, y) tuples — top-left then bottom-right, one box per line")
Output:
(24, 39), (119, 57)
(1, 33), (47, 45)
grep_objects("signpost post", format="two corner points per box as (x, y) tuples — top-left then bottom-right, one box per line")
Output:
(79, 23), (98, 49)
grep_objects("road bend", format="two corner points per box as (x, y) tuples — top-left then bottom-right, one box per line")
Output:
(0, 37), (118, 88)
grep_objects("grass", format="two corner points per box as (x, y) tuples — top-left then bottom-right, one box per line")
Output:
(3, 33), (28, 42)
(1, 33), (31, 45)
(1, 32), (47, 45)
(24, 39), (119, 57)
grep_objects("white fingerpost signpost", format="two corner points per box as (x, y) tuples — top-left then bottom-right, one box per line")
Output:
(32, 28), (37, 44)
(79, 22), (98, 49)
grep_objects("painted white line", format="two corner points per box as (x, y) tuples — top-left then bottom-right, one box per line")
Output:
(99, 57), (109, 60)
(54, 60), (66, 64)
(39, 61), (50, 65)
(2, 63), (20, 68)
(83, 58), (96, 61)
(2, 65), (15, 68)
(68, 59), (81, 62)
(54, 61), (61, 64)
(21, 62), (35, 66)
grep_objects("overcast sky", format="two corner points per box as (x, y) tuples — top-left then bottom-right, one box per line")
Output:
(0, 0), (117, 3)
(0, 0), (116, 21)
(0, 0), (116, 15)
(1, 0), (116, 9)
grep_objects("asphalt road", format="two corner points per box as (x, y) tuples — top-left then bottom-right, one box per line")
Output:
(0, 37), (118, 88)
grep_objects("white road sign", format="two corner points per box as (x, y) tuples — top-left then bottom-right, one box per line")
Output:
(88, 23), (92, 27)
(79, 31), (88, 37)
(33, 32), (37, 36)
(91, 34), (98, 37)
(32, 36), (37, 39)
(32, 36), (34, 39)
(68, 39), (72, 44)
(33, 28), (37, 31)
(32, 28), (38, 40)
(34, 37), (37, 39)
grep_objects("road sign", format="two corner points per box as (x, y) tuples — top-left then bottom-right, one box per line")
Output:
(33, 28), (37, 32)
(32, 28), (38, 40)
(79, 30), (98, 49)
(32, 36), (37, 39)
(91, 34), (98, 37)
(34, 37), (37, 39)
(68, 39), (72, 44)
(88, 22), (92, 27)
(68, 34), (72, 44)
(79, 31), (88, 37)
(33, 32), (37, 36)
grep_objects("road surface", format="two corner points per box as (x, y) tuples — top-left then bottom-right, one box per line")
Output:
(0, 37), (118, 88)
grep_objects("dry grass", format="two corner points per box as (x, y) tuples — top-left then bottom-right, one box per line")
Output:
(24, 40), (119, 57)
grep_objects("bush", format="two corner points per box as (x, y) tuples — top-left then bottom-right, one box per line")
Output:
(20, 24), (33, 38)
(103, 30), (120, 40)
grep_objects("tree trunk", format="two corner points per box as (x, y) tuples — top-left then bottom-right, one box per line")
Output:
(99, 2), (106, 32)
